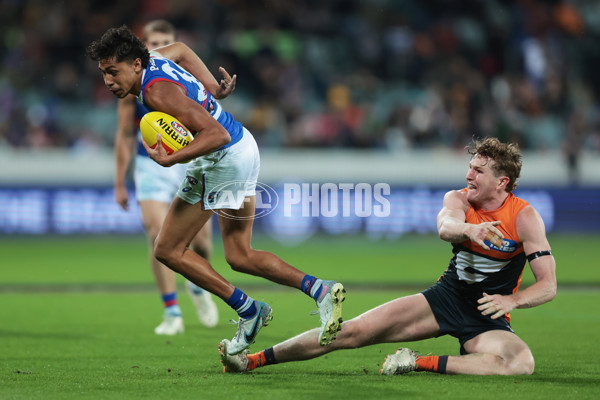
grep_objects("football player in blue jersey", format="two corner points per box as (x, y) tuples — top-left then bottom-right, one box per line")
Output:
(113, 20), (218, 335)
(88, 25), (345, 355)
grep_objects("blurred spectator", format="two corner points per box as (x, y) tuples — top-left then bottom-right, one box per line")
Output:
(1, 0), (599, 173)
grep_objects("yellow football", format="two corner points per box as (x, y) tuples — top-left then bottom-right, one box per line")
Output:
(140, 111), (193, 154)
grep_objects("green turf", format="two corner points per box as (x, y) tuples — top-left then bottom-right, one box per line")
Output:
(1, 233), (597, 287)
(2, 290), (599, 399)
(1, 234), (599, 399)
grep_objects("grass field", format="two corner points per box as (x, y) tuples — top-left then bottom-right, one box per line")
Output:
(2, 233), (600, 399)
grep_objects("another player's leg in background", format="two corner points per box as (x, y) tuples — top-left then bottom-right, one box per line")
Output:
(187, 217), (219, 328)
(139, 200), (185, 335)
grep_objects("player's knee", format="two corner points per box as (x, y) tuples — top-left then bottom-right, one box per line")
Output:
(145, 228), (160, 246)
(154, 240), (177, 267)
(333, 321), (367, 349)
(153, 245), (170, 266)
(499, 348), (534, 375)
(521, 358), (535, 375)
(505, 353), (535, 375)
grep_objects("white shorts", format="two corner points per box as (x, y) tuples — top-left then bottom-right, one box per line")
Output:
(134, 155), (188, 203)
(177, 128), (260, 210)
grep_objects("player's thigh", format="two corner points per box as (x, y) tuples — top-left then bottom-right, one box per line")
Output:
(134, 155), (185, 234)
(463, 330), (533, 366)
(158, 197), (214, 253)
(139, 200), (170, 235)
(343, 293), (440, 345)
(217, 196), (255, 246)
(134, 155), (182, 206)
(191, 215), (212, 244)
(189, 216), (213, 260)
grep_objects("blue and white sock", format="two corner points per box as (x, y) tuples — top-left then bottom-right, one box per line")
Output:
(300, 275), (324, 301)
(187, 282), (205, 295)
(225, 288), (257, 319)
(162, 292), (182, 317)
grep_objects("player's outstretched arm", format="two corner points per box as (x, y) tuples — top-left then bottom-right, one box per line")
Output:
(114, 95), (137, 210)
(437, 190), (504, 250)
(154, 42), (236, 99)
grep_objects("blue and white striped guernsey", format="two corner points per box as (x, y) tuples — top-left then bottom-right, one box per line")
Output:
(137, 52), (243, 153)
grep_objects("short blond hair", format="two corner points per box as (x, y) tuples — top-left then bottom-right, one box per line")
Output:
(467, 137), (522, 192)
(142, 20), (176, 41)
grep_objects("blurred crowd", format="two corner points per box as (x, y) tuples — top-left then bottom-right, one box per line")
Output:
(1, 0), (600, 178)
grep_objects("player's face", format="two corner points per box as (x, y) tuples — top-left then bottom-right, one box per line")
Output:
(465, 155), (505, 205)
(145, 31), (176, 50)
(98, 58), (143, 98)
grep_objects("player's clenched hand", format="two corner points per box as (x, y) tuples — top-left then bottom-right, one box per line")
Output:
(469, 220), (504, 250)
(141, 134), (173, 167)
(477, 292), (516, 319)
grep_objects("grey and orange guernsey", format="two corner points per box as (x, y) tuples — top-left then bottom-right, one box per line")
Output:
(439, 190), (530, 323)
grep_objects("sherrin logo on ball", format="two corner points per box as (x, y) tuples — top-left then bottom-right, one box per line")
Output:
(171, 120), (188, 137)
(140, 111), (193, 154)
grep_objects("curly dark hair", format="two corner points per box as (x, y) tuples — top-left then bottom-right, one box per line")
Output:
(467, 137), (522, 192)
(87, 25), (150, 68)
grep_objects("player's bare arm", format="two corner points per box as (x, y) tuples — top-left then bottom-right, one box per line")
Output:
(142, 81), (230, 166)
(155, 42), (236, 99)
(513, 205), (557, 306)
(114, 95), (137, 210)
(478, 205), (556, 319)
(437, 190), (504, 250)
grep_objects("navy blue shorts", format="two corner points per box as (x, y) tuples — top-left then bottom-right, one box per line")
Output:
(422, 277), (514, 353)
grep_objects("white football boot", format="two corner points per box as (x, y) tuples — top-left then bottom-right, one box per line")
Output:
(315, 281), (346, 346)
(154, 314), (184, 335)
(185, 281), (219, 328)
(227, 301), (273, 355)
(218, 339), (250, 373)
(380, 348), (418, 375)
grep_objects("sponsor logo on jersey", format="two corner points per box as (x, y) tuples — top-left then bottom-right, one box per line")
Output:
(207, 99), (215, 113)
(149, 58), (158, 71)
(207, 191), (219, 204)
(485, 238), (518, 253)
